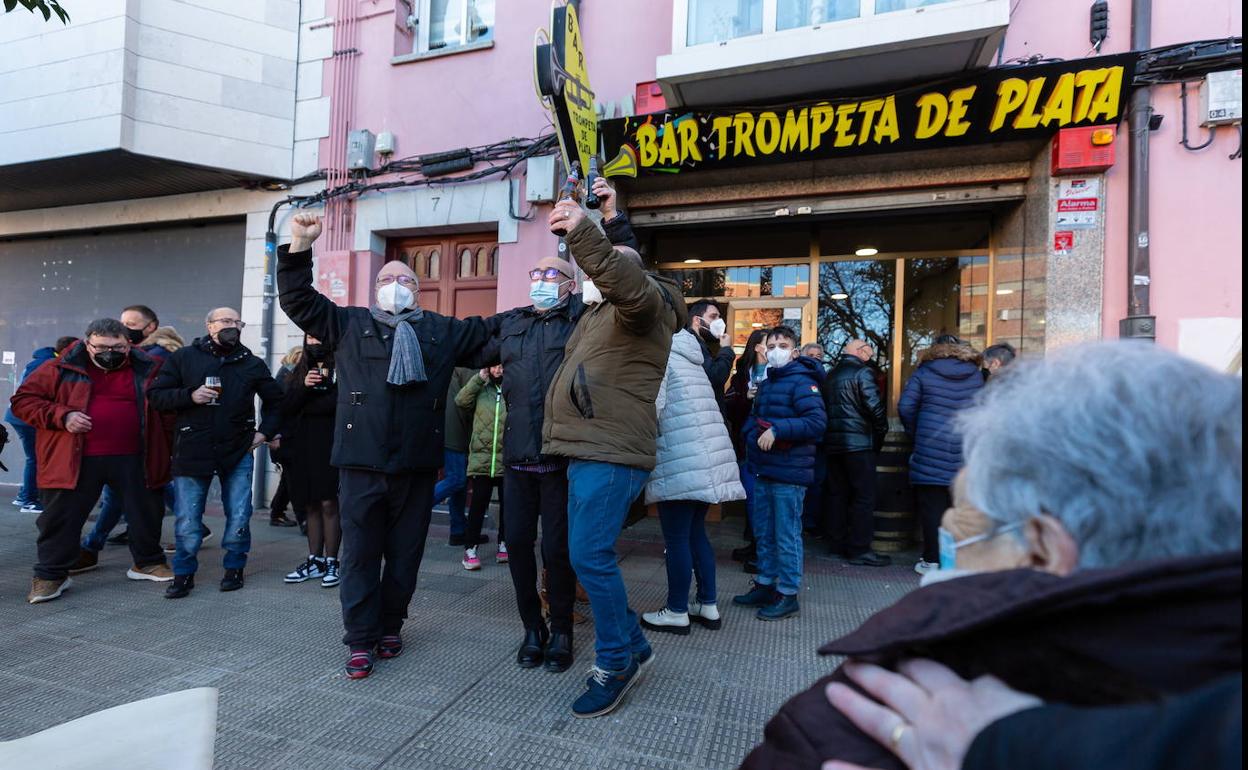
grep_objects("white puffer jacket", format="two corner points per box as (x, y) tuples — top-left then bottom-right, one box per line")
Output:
(645, 330), (748, 505)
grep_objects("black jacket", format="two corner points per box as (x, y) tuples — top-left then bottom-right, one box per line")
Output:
(602, 212), (639, 252)
(474, 295), (587, 466)
(822, 357), (887, 453)
(276, 246), (493, 474)
(148, 336), (283, 477)
(696, 333), (735, 412)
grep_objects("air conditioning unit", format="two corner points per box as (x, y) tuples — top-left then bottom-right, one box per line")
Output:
(1201, 70), (1242, 126)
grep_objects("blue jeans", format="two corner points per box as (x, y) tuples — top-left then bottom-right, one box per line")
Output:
(657, 500), (716, 613)
(83, 483), (176, 553)
(8, 422), (37, 503)
(752, 478), (806, 596)
(567, 460), (651, 671)
(172, 453), (254, 575)
(433, 449), (468, 536)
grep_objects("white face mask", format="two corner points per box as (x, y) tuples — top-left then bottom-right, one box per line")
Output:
(708, 318), (727, 338)
(376, 281), (415, 314)
(766, 347), (793, 368)
(581, 279), (603, 306)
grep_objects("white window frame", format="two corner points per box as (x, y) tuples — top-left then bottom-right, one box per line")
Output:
(672, 0), (988, 52)
(412, 0), (492, 56)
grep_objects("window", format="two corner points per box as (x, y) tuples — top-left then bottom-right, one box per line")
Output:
(414, 0), (494, 55)
(777, 0), (860, 30)
(681, 0), (986, 47)
(687, 0), (763, 46)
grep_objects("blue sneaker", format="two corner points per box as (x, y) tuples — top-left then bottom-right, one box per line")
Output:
(757, 593), (800, 621)
(732, 581), (777, 607)
(571, 659), (641, 718)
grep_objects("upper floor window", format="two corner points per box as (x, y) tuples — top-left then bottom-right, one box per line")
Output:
(776, 0), (861, 30)
(687, 0), (763, 46)
(413, 0), (495, 54)
(683, 0), (972, 47)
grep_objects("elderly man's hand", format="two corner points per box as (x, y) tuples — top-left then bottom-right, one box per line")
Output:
(550, 199), (586, 236)
(64, 411), (93, 434)
(822, 660), (1042, 770)
(290, 213), (322, 252)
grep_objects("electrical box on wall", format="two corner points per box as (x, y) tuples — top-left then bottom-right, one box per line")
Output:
(1051, 126), (1116, 176)
(347, 130), (376, 170)
(525, 155), (558, 202)
(635, 81), (667, 115)
(1201, 70), (1242, 126)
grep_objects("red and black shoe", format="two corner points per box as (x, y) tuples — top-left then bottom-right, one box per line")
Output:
(345, 647), (374, 680)
(378, 634), (404, 659)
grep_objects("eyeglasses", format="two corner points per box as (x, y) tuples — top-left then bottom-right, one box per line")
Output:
(529, 268), (569, 282)
(87, 341), (129, 354)
(208, 318), (246, 328)
(376, 275), (419, 287)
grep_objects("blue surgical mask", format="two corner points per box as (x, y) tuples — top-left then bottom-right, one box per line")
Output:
(530, 281), (562, 309)
(939, 522), (1026, 570)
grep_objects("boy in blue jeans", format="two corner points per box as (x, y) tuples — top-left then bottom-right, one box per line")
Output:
(734, 326), (827, 620)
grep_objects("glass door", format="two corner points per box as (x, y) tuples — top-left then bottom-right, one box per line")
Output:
(817, 259), (896, 404)
(728, 298), (808, 352)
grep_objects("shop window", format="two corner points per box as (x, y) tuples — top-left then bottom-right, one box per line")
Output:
(818, 260), (897, 400)
(900, 256), (988, 384)
(413, 0), (494, 55)
(991, 251), (1047, 357)
(777, 0), (860, 30)
(687, 0), (763, 46)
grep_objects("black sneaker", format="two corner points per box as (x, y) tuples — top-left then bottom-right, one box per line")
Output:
(731, 543), (756, 563)
(165, 574), (195, 599)
(220, 568), (245, 592)
(321, 559), (341, 588)
(284, 557), (326, 584)
(847, 551), (892, 567)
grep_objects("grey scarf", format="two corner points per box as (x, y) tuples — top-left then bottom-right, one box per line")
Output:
(369, 306), (428, 386)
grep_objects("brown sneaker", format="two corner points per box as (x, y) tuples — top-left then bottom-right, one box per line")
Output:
(69, 549), (99, 575)
(28, 577), (72, 604)
(127, 563), (175, 582)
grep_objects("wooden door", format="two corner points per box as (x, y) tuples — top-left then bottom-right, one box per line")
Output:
(388, 233), (498, 318)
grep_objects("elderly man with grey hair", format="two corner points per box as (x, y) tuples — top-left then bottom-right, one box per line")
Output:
(742, 341), (1242, 770)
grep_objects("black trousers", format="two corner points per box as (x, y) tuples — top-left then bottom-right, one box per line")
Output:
(504, 467), (574, 635)
(338, 468), (436, 648)
(913, 484), (952, 563)
(824, 451), (878, 556)
(37, 455), (164, 580)
(464, 475), (505, 545)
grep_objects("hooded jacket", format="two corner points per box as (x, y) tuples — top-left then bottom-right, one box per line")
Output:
(897, 343), (984, 486)
(456, 374), (507, 478)
(743, 356), (828, 486)
(4, 346), (56, 428)
(10, 342), (172, 490)
(147, 336), (283, 477)
(740, 551), (1243, 770)
(645, 330), (747, 505)
(543, 218), (686, 470)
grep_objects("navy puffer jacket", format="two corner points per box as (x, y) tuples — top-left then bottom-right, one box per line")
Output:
(898, 343), (985, 486)
(744, 356), (828, 486)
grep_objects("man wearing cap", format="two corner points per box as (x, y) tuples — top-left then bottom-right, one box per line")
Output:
(472, 253), (585, 675)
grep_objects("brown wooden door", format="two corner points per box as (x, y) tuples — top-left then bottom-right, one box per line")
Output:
(388, 233), (498, 318)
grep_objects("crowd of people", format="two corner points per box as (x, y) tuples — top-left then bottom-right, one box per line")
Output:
(3, 178), (1240, 759)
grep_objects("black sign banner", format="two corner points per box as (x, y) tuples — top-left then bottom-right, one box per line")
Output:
(600, 54), (1136, 175)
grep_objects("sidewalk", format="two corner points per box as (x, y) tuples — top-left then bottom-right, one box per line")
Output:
(0, 501), (917, 770)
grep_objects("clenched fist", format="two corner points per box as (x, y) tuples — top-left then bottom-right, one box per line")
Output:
(289, 213), (323, 252)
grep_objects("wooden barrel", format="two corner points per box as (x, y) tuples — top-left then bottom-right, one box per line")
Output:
(872, 431), (916, 553)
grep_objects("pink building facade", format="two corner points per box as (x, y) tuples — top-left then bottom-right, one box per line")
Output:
(312, 0), (1241, 371)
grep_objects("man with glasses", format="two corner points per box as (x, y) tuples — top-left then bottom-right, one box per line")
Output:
(148, 308), (283, 598)
(822, 339), (891, 567)
(277, 214), (497, 680)
(12, 319), (175, 604)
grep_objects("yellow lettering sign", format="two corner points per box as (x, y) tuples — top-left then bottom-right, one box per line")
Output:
(945, 85), (976, 137)
(1012, 77), (1048, 129)
(989, 78), (1029, 132)
(874, 96), (900, 143)
(811, 103), (835, 150)
(780, 108), (810, 153)
(678, 117), (703, 163)
(756, 112), (781, 154)
(733, 113), (757, 157)
(915, 92), (949, 139)
(1073, 68), (1111, 122)
(658, 124), (680, 165)
(637, 123), (659, 167)
(834, 102), (858, 148)
(1040, 72), (1075, 126)
(711, 116), (732, 159)
(1086, 66), (1124, 121)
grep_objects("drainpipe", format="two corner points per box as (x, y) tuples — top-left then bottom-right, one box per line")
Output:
(1120, 0), (1155, 340)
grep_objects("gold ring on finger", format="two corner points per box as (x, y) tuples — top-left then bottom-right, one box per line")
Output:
(890, 721), (910, 752)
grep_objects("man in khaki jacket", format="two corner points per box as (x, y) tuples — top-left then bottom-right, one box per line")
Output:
(543, 199), (686, 719)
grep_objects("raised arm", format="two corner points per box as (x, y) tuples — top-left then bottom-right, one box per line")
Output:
(562, 213), (666, 336)
(276, 214), (350, 347)
(455, 373), (486, 410)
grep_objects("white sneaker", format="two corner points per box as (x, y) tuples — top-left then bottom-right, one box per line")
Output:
(321, 559), (340, 588)
(688, 601), (722, 630)
(285, 557), (326, 583)
(640, 607), (691, 635)
(914, 560), (940, 576)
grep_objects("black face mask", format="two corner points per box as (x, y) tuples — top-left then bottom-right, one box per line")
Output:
(125, 327), (147, 345)
(304, 343), (328, 362)
(215, 327), (241, 349)
(93, 351), (127, 371)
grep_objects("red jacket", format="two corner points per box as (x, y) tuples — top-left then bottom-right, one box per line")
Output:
(9, 342), (172, 490)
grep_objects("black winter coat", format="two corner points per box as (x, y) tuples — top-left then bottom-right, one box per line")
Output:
(696, 333), (735, 413)
(474, 295), (587, 466)
(822, 357), (887, 453)
(148, 336), (283, 477)
(276, 246), (494, 474)
(602, 212), (639, 252)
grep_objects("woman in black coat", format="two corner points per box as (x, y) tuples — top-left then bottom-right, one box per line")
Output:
(281, 335), (341, 588)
